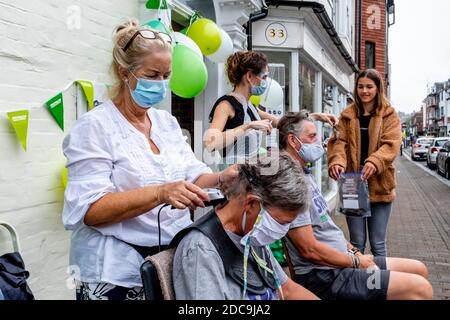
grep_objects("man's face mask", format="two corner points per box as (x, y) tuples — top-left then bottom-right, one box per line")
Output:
(127, 71), (169, 109)
(240, 205), (291, 247)
(294, 136), (324, 163)
(250, 72), (269, 96)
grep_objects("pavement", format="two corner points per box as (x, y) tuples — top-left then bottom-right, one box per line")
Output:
(333, 148), (450, 300)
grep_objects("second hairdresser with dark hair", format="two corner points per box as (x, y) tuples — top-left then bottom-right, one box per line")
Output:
(205, 51), (339, 169)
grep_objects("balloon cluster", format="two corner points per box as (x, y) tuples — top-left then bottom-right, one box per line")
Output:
(143, 16), (233, 98)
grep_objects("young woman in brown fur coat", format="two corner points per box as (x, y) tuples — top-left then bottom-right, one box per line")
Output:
(328, 69), (402, 257)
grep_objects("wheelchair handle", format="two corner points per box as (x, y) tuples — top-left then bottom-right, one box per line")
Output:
(0, 221), (21, 253)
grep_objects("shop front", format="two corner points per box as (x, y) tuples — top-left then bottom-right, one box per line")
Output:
(252, 1), (356, 203)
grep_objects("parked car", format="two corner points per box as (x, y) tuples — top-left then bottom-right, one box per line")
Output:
(411, 137), (434, 161)
(437, 140), (450, 179)
(427, 137), (450, 169)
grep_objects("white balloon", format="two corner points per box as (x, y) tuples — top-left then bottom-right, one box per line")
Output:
(260, 78), (284, 109)
(171, 32), (202, 58)
(206, 29), (234, 63)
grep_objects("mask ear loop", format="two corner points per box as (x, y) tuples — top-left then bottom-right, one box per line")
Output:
(293, 135), (303, 154)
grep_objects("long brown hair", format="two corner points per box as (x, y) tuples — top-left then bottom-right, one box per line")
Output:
(352, 69), (390, 117)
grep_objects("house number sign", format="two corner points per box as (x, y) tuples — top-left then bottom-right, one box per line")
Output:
(265, 22), (288, 46)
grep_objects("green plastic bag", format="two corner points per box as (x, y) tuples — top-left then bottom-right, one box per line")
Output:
(269, 239), (287, 267)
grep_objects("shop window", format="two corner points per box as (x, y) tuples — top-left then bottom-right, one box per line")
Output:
(258, 51), (291, 115)
(299, 63), (315, 112)
(365, 41), (376, 69)
(321, 82), (335, 195)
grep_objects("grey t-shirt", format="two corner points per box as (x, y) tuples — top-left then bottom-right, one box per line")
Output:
(286, 174), (348, 275)
(173, 229), (288, 300)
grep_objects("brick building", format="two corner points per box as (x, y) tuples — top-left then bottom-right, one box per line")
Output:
(411, 108), (425, 137)
(355, 0), (394, 93)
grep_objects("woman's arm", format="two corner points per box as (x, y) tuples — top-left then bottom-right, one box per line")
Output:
(205, 101), (272, 151)
(310, 112), (339, 126)
(84, 181), (209, 227)
(259, 109), (338, 129)
(258, 108), (279, 127)
(193, 165), (239, 190)
(204, 101), (251, 151)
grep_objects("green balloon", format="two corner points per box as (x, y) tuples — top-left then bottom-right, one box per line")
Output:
(143, 19), (168, 33)
(180, 27), (188, 35)
(187, 18), (222, 56)
(170, 45), (208, 98)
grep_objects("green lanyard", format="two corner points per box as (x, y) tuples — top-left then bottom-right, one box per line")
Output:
(251, 248), (284, 300)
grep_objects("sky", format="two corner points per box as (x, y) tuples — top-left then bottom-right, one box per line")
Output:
(389, 0), (450, 114)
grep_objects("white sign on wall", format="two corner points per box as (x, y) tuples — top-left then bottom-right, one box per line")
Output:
(265, 22), (288, 46)
(253, 20), (301, 48)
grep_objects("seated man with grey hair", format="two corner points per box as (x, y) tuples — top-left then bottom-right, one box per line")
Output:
(278, 111), (433, 300)
(172, 154), (318, 300)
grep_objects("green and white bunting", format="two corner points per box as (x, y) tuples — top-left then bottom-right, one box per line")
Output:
(7, 110), (29, 151)
(146, 0), (168, 9)
(76, 80), (95, 110)
(46, 92), (64, 131)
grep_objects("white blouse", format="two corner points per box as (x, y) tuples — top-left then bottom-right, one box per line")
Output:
(62, 100), (212, 287)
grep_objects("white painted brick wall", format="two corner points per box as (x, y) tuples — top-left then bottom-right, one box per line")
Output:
(0, 0), (140, 299)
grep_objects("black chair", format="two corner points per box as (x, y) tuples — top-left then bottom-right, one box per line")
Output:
(140, 248), (175, 300)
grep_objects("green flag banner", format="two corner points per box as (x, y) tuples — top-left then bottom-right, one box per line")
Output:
(46, 92), (64, 131)
(76, 80), (94, 110)
(7, 110), (29, 151)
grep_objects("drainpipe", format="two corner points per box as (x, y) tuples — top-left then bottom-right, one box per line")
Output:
(246, 5), (269, 50)
(357, 0), (362, 69)
(266, 0), (359, 73)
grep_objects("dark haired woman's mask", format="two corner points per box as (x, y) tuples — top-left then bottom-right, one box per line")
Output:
(250, 79), (267, 96)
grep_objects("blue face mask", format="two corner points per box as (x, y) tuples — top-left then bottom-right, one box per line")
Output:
(295, 136), (324, 163)
(250, 73), (268, 96)
(127, 72), (169, 109)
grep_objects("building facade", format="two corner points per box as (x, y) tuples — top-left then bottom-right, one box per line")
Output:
(355, 0), (394, 95)
(410, 108), (425, 138)
(437, 80), (450, 137)
(424, 82), (447, 137)
(1, 0), (395, 299)
(251, 0), (357, 203)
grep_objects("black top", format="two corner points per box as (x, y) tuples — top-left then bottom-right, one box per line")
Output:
(359, 115), (371, 166)
(208, 95), (258, 157)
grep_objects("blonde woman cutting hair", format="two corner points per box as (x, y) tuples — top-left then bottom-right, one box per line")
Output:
(62, 19), (236, 300)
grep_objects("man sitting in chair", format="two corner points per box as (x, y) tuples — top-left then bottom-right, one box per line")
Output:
(172, 154), (318, 300)
(277, 111), (433, 300)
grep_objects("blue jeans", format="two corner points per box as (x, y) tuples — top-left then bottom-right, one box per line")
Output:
(345, 202), (393, 256)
